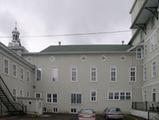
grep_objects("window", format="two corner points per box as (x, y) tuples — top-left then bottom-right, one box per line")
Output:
(110, 66), (117, 82)
(35, 93), (41, 99)
(136, 47), (143, 59)
(129, 67), (136, 82)
(26, 71), (30, 81)
(109, 92), (113, 100)
(20, 89), (24, 97)
(152, 62), (157, 78)
(120, 92), (125, 100)
(126, 92), (131, 100)
(47, 93), (52, 103)
(71, 67), (77, 82)
(27, 92), (30, 97)
(52, 107), (58, 113)
(13, 89), (16, 97)
(53, 93), (58, 103)
(71, 93), (82, 104)
(152, 89), (156, 102)
(37, 68), (42, 81)
(4, 59), (9, 74)
(71, 108), (77, 113)
(108, 92), (131, 100)
(144, 45), (147, 56)
(20, 68), (24, 80)
(90, 91), (97, 102)
(90, 67), (97, 82)
(143, 66), (147, 81)
(52, 68), (58, 82)
(114, 92), (119, 100)
(12, 64), (17, 77)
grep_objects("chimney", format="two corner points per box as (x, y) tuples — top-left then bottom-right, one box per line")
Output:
(58, 41), (61, 46)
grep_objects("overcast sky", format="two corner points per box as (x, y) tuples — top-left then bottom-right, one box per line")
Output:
(0, 0), (134, 52)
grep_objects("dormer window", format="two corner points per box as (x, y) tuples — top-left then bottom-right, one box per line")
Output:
(136, 47), (143, 60)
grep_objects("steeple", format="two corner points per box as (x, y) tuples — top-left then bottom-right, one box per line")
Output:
(8, 22), (28, 56)
(9, 22), (21, 47)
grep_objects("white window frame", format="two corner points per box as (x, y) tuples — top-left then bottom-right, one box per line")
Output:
(37, 68), (42, 81)
(46, 93), (52, 103)
(19, 89), (24, 97)
(71, 93), (82, 104)
(52, 107), (58, 113)
(125, 92), (131, 100)
(3, 58), (9, 75)
(152, 62), (157, 78)
(129, 66), (136, 82)
(70, 66), (78, 82)
(114, 92), (119, 100)
(35, 92), (42, 99)
(52, 93), (58, 104)
(90, 66), (97, 82)
(90, 90), (97, 102)
(70, 108), (77, 113)
(12, 88), (17, 97)
(27, 91), (30, 97)
(26, 71), (30, 82)
(110, 65), (117, 82)
(136, 47), (143, 60)
(108, 92), (114, 100)
(20, 67), (24, 80)
(51, 67), (59, 82)
(12, 63), (17, 78)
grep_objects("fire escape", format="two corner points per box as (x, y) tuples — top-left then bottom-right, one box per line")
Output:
(0, 75), (25, 115)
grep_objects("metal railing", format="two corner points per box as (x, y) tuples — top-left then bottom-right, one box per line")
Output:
(0, 74), (25, 114)
(132, 101), (159, 112)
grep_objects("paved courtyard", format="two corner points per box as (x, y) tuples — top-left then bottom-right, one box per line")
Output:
(0, 114), (146, 120)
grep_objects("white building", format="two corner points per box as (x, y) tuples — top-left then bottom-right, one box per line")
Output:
(0, 0), (158, 116)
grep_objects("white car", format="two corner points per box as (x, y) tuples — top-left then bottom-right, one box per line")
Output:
(78, 108), (96, 120)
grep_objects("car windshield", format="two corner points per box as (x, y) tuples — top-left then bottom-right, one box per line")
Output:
(80, 109), (94, 114)
(109, 108), (121, 112)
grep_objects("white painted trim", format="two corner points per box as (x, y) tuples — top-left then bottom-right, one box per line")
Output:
(52, 107), (58, 113)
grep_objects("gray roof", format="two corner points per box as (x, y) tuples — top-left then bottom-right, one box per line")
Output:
(40, 45), (132, 53)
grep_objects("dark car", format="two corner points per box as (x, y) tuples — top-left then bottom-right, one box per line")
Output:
(104, 107), (124, 120)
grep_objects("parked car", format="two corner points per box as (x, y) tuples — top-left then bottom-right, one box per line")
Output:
(104, 107), (124, 120)
(78, 108), (96, 120)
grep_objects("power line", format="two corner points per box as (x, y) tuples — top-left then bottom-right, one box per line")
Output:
(0, 30), (131, 38)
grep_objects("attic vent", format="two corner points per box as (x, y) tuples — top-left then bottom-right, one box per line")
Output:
(81, 55), (87, 61)
(120, 55), (126, 61)
(101, 55), (107, 61)
(49, 56), (55, 62)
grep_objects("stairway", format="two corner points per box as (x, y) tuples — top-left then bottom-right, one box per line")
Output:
(0, 75), (25, 115)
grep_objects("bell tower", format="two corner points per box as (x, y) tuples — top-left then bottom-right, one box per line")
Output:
(8, 22), (28, 56)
